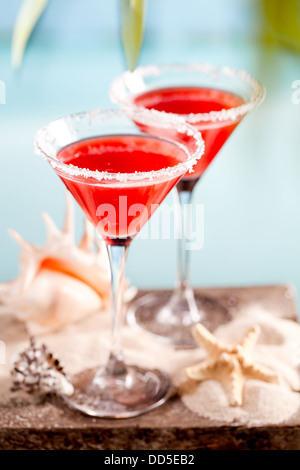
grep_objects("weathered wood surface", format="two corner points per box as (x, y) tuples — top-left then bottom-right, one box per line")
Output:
(0, 285), (299, 450)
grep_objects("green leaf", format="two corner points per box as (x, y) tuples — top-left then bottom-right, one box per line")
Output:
(120, 0), (147, 71)
(263, 0), (300, 52)
(12, 0), (48, 69)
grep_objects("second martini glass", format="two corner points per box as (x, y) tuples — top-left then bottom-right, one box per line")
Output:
(35, 108), (203, 417)
(110, 63), (265, 346)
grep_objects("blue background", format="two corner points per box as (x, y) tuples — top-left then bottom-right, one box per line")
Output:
(0, 1), (299, 308)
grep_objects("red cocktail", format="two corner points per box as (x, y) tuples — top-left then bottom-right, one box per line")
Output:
(35, 108), (204, 417)
(134, 86), (245, 179)
(111, 64), (265, 346)
(57, 134), (187, 244)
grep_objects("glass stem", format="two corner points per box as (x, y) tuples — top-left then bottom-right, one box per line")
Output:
(105, 243), (129, 377)
(175, 180), (197, 292)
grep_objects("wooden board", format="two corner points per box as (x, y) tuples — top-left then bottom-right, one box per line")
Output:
(0, 285), (299, 450)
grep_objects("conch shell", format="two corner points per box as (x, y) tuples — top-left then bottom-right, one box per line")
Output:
(0, 193), (114, 335)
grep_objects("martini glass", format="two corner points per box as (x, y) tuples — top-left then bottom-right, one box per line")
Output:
(110, 63), (265, 347)
(34, 108), (204, 418)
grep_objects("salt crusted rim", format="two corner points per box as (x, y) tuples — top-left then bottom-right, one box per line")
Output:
(35, 108), (205, 184)
(110, 63), (266, 123)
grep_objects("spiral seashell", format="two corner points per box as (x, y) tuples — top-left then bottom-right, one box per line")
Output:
(0, 193), (134, 335)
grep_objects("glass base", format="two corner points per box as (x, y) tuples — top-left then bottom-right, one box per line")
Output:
(127, 290), (231, 348)
(61, 365), (172, 418)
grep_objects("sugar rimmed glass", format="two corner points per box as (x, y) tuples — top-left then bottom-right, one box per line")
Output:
(35, 108), (204, 418)
(110, 63), (265, 347)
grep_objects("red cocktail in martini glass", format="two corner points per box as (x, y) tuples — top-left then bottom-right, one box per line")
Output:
(35, 108), (204, 417)
(110, 63), (265, 346)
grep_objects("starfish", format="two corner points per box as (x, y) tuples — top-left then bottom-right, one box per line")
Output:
(185, 323), (279, 406)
